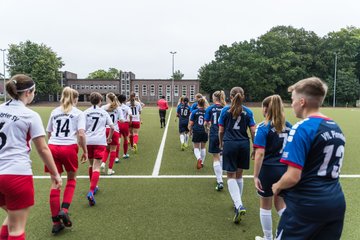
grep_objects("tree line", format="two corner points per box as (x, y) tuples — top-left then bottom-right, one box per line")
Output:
(199, 26), (360, 106)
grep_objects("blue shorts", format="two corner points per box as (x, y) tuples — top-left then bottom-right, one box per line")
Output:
(179, 121), (189, 133)
(222, 140), (250, 172)
(276, 207), (345, 240)
(192, 131), (208, 143)
(208, 135), (221, 153)
(258, 164), (286, 197)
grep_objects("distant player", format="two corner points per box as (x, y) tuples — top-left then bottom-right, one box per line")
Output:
(177, 97), (191, 150)
(84, 92), (114, 206)
(46, 87), (87, 233)
(188, 98), (208, 169)
(157, 95), (169, 128)
(204, 90), (226, 191)
(219, 86), (256, 224)
(190, 93), (203, 112)
(253, 95), (291, 240)
(117, 94), (132, 159)
(100, 93), (125, 175)
(272, 77), (346, 239)
(127, 92), (142, 153)
(0, 74), (61, 239)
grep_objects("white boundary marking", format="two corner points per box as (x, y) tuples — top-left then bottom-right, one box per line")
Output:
(32, 174), (360, 179)
(152, 109), (172, 176)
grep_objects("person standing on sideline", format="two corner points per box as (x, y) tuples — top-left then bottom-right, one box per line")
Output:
(46, 87), (87, 234)
(204, 90), (226, 191)
(0, 74), (62, 239)
(219, 86), (256, 224)
(177, 97), (191, 150)
(272, 77), (346, 240)
(157, 95), (169, 128)
(84, 92), (114, 206)
(188, 98), (208, 169)
(253, 95), (292, 240)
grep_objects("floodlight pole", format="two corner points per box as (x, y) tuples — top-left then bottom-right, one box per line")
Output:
(170, 51), (177, 108)
(333, 52), (338, 107)
(0, 49), (6, 102)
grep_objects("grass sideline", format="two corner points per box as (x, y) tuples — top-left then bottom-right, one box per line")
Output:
(0, 106), (359, 239)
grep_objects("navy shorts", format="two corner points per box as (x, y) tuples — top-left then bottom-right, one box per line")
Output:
(179, 121), (189, 133)
(222, 140), (250, 172)
(208, 135), (221, 153)
(192, 131), (208, 143)
(258, 164), (287, 197)
(276, 207), (345, 240)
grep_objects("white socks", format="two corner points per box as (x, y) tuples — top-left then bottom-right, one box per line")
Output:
(200, 149), (206, 164)
(213, 161), (223, 183)
(260, 208), (273, 240)
(194, 148), (201, 160)
(184, 134), (189, 144)
(180, 134), (185, 144)
(277, 207), (285, 217)
(227, 179), (242, 209)
(236, 178), (244, 196)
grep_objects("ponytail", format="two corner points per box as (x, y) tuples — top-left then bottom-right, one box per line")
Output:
(6, 74), (35, 100)
(213, 90), (226, 106)
(60, 87), (76, 113)
(262, 95), (285, 133)
(229, 87), (244, 119)
(106, 92), (119, 111)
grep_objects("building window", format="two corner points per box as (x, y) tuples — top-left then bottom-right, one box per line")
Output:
(174, 85), (179, 97)
(81, 85), (85, 90)
(150, 85), (155, 96)
(158, 85), (163, 98)
(182, 85), (187, 97)
(190, 85), (195, 102)
(134, 84), (139, 95)
(142, 85), (147, 96)
(126, 85), (130, 91)
(166, 85), (171, 102)
(90, 85), (94, 90)
(85, 85), (89, 90)
(99, 85), (103, 90)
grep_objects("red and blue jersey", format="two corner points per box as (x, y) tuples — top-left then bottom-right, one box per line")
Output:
(218, 105), (256, 141)
(204, 104), (223, 137)
(254, 121), (292, 166)
(280, 116), (345, 209)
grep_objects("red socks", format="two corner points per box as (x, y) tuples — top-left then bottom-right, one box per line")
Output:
(90, 171), (100, 193)
(102, 149), (110, 163)
(0, 225), (8, 240)
(133, 135), (139, 145)
(108, 152), (117, 169)
(50, 189), (61, 221)
(8, 232), (25, 240)
(62, 179), (76, 210)
(116, 144), (120, 158)
(123, 138), (128, 155)
(129, 135), (134, 147)
(88, 166), (93, 181)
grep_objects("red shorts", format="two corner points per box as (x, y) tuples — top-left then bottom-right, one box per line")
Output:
(87, 145), (106, 159)
(0, 175), (34, 210)
(46, 144), (79, 174)
(119, 122), (130, 137)
(130, 121), (141, 129)
(106, 128), (120, 146)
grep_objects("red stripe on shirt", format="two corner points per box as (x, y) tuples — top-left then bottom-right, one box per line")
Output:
(253, 144), (265, 149)
(280, 159), (303, 170)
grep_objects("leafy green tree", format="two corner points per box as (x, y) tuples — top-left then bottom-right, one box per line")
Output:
(88, 68), (121, 79)
(7, 40), (64, 95)
(172, 70), (184, 80)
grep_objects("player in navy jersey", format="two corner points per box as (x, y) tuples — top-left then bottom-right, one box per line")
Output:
(0, 75), (62, 239)
(190, 93), (202, 112)
(188, 98), (208, 169)
(204, 90), (226, 191)
(272, 77), (346, 240)
(253, 95), (292, 240)
(177, 97), (191, 150)
(218, 86), (256, 224)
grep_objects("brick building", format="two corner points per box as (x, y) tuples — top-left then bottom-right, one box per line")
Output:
(65, 71), (200, 104)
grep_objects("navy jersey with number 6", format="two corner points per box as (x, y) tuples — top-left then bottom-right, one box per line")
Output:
(280, 116), (346, 221)
(189, 108), (206, 133)
(204, 104), (223, 136)
(254, 121), (292, 166)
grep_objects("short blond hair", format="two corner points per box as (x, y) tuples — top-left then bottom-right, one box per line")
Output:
(288, 77), (328, 107)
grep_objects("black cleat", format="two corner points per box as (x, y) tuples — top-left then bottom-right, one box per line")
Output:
(58, 210), (72, 227)
(52, 223), (65, 234)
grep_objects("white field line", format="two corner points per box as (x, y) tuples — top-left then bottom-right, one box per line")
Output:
(152, 109), (172, 176)
(33, 174), (360, 179)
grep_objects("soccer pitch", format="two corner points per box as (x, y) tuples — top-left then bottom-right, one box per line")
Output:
(1, 106), (359, 239)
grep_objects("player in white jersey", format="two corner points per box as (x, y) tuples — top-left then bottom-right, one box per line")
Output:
(100, 93), (125, 175)
(116, 94), (132, 160)
(46, 87), (87, 234)
(84, 92), (114, 206)
(126, 92), (142, 153)
(0, 74), (61, 239)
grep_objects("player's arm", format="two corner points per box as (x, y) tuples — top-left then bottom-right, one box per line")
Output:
(218, 125), (224, 149)
(250, 126), (256, 160)
(253, 148), (265, 193)
(272, 166), (302, 195)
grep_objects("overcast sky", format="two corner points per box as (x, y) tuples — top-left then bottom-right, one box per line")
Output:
(1, 0), (359, 79)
